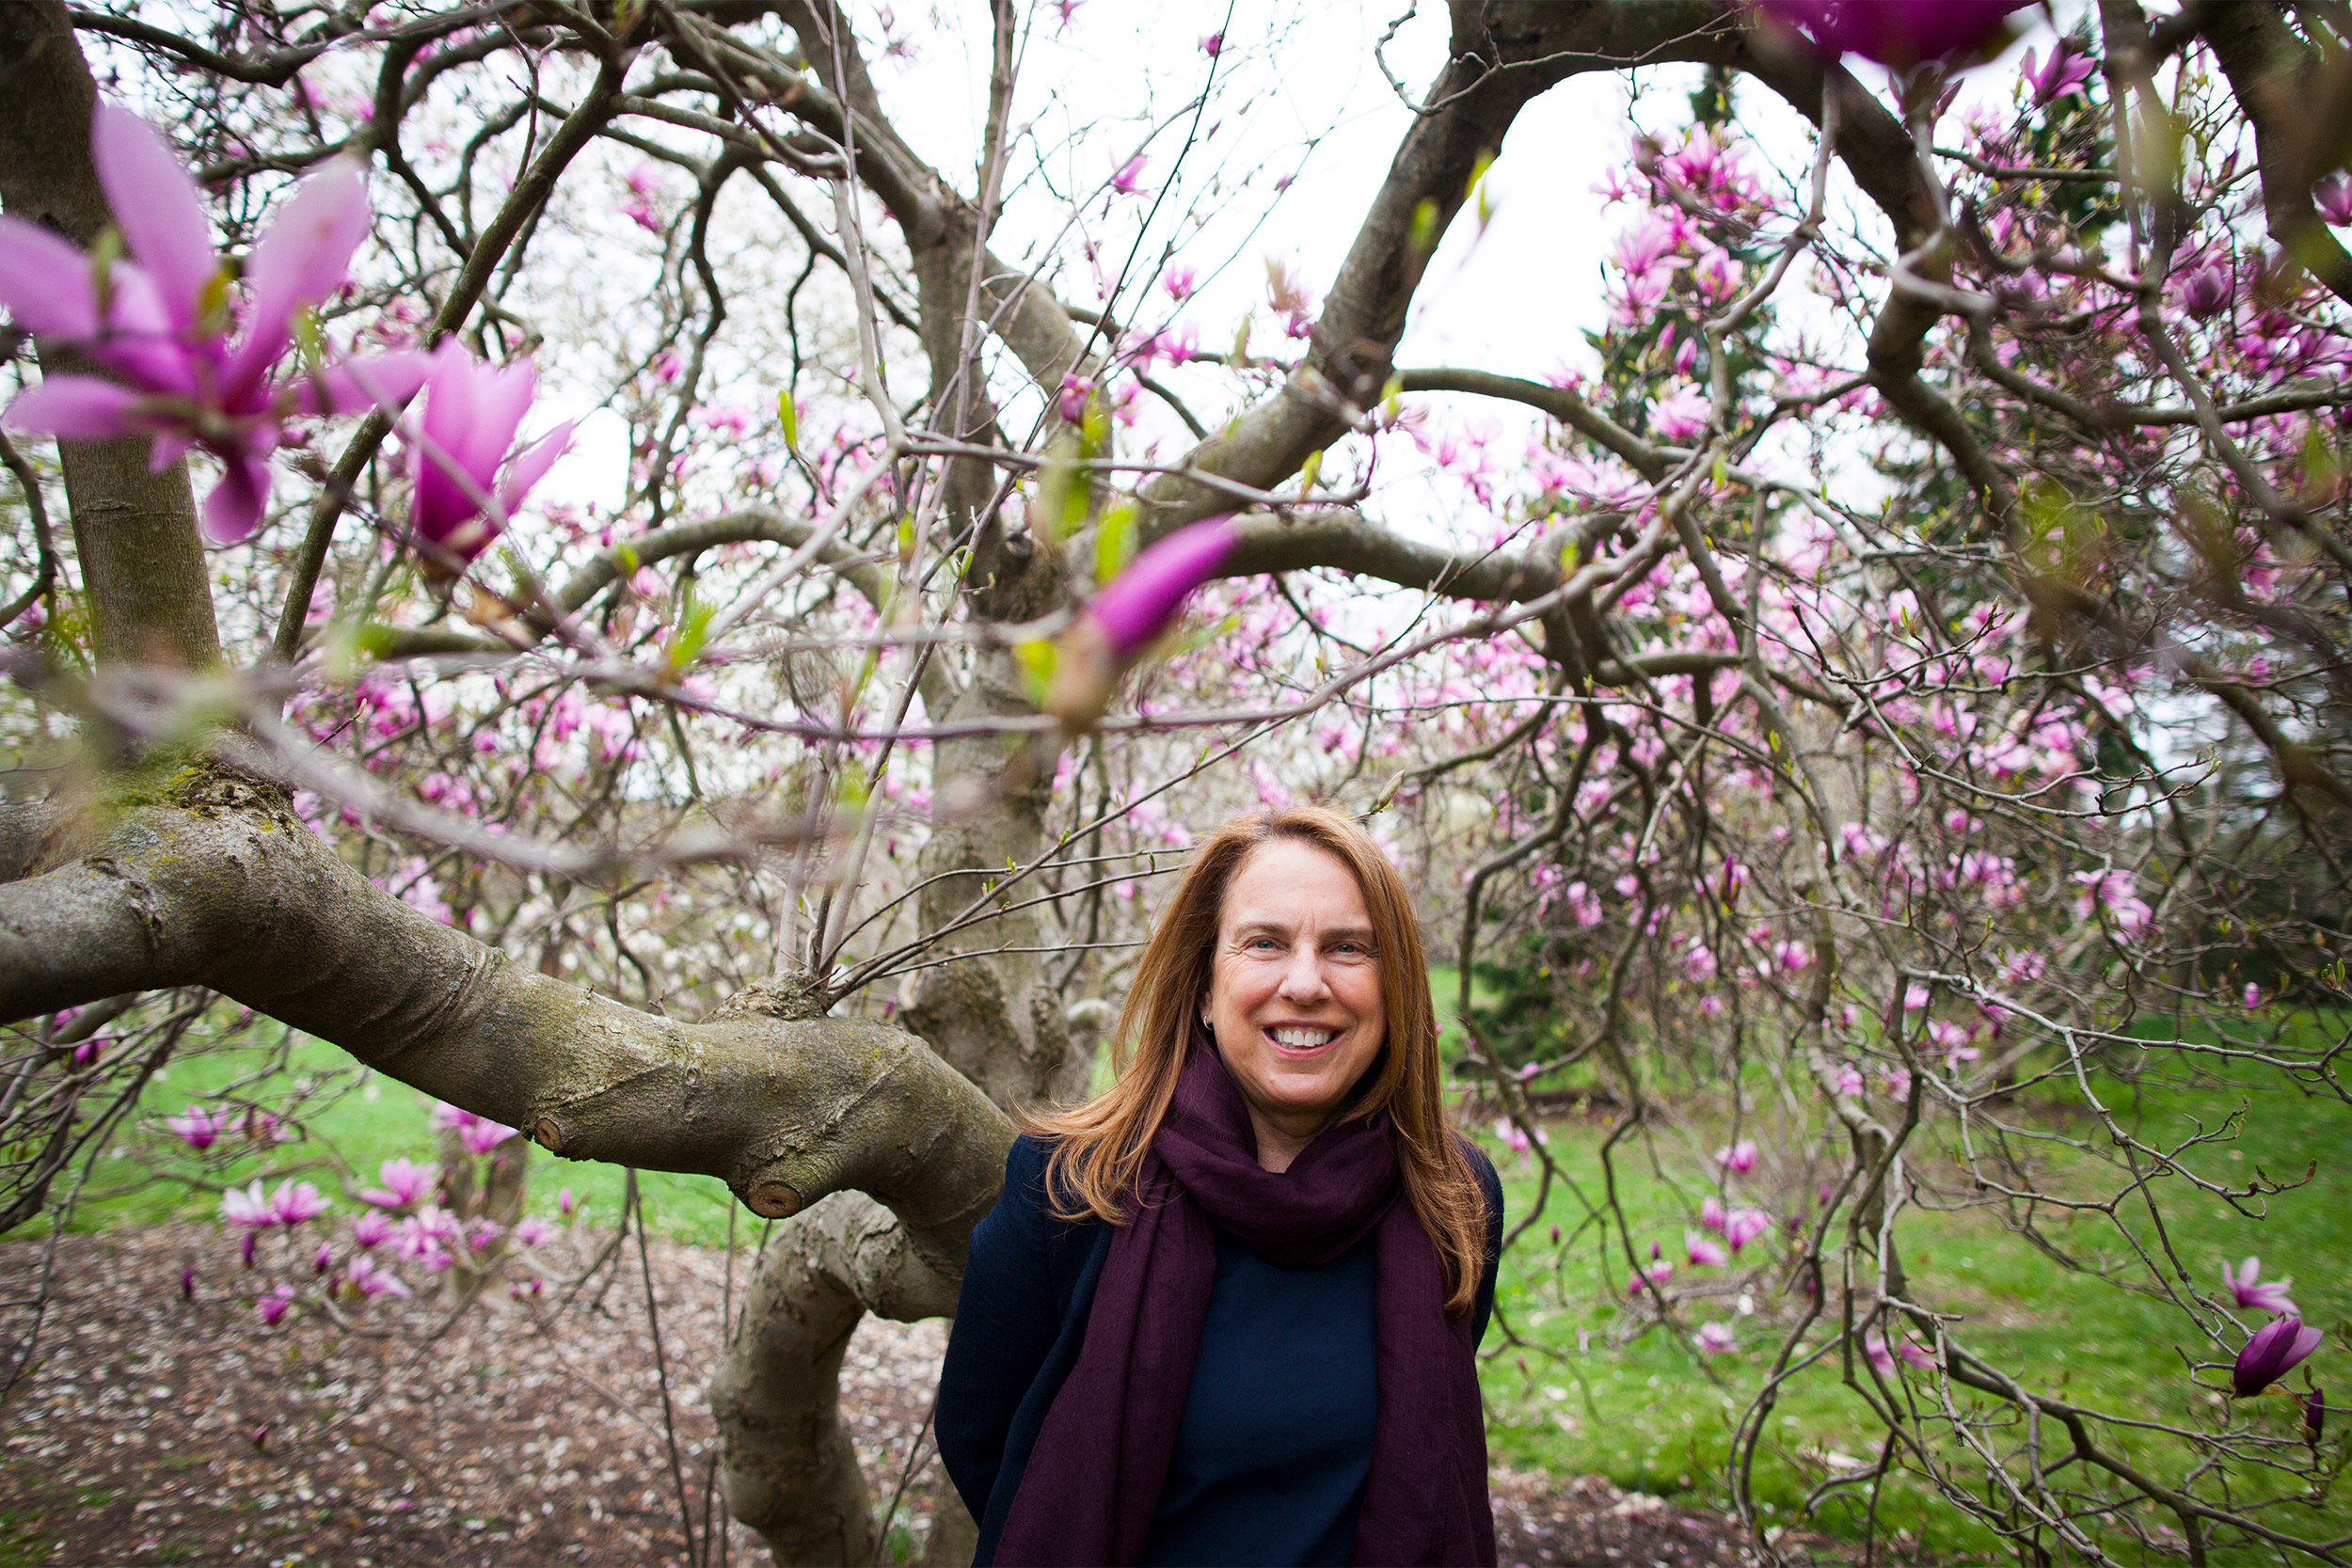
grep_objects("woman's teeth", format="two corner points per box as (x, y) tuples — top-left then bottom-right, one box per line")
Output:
(1270, 1027), (1340, 1049)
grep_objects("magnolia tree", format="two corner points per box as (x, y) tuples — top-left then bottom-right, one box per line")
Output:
(3, 0), (2350, 1561)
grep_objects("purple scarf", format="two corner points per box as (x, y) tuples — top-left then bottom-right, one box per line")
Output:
(994, 1037), (1494, 1567)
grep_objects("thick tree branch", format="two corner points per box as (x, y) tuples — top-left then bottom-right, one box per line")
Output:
(0, 769), (1013, 1263)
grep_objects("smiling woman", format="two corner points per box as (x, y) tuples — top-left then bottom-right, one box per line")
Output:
(935, 807), (1502, 1568)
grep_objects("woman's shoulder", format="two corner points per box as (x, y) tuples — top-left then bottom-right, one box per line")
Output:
(998, 1132), (1107, 1231)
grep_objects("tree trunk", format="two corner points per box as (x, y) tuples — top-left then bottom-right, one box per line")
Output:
(0, 0), (218, 673)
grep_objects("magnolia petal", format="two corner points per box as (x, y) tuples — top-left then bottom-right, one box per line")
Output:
(1085, 515), (1238, 660)
(86, 262), (201, 397)
(0, 216), (100, 338)
(497, 420), (574, 515)
(286, 350), (432, 417)
(90, 103), (218, 332)
(455, 357), (538, 478)
(149, 431), (195, 473)
(201, 447), (274, 544)
(2, 376), (145, 440)
(412, 345), (537, 541)
(1756, 0), (2028, 68)
(224, 157), (373, 404)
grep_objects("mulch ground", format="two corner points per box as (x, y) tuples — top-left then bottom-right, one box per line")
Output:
(0, 1226), (1855, 1566)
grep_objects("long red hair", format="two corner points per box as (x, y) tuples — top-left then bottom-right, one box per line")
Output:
(1029, 806), (1488, 1315)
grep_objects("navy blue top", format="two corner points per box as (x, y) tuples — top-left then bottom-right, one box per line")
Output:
(936, 1134), (1502, 1568)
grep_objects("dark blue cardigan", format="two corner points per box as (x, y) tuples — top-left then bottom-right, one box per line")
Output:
(936, 1133), (1503, 1566)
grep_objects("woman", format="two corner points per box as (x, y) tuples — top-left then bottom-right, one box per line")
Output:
(937, 806), (1503, 1568)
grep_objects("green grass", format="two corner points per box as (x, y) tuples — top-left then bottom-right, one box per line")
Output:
(35, 1014), (745, 1248)
(1468, 1067), (2352, 1561)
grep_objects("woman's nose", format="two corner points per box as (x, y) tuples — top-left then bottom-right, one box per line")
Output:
(1276, 943), (1328, 1003)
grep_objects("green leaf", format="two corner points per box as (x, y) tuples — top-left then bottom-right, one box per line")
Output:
(1036, 434), (1089, 542)
(664, 581), (717, 677)
(1096, 499), (1139, 583)
(1298, 449), (1323, 496)
(1408, 197), (1440, 256)
(1012, 638), (1057, 704)
(777, 389), (800, 451)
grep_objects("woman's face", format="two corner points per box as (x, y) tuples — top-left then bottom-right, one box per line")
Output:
(1203, 838), (1388, 1162)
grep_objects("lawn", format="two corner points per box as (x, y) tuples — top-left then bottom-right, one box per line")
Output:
(1454, 1018), (2352, 1560)
(36, 1014), (747, 1250)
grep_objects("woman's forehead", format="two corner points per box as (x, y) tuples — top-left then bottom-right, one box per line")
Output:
(1220, 839), (1370, 926)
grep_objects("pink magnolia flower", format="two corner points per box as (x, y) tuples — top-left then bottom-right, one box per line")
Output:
(1199, 31), (1224, 56)
(342, 1255), (411, 1299)
(1772, 940), (1813, 973)
(358, 1157), (439, 1210)
(2241, 982), (2263, 1009)
(1866, 1331), (1936, 1373)
(1057, 373), (1094, 423)
(1493, 1117), (1532, 1153)
(268, 1180), (329, 1228)
(2021, 38), (2095, 104)
(1928, 1017), (1979, 1069)
(1715, 1139), (1758, 1175)
(1046, 516), (1240, 726)
(430, 1101), (520, 1155)
(1701, 1196), (1729, 1234)
(557, 1186), (578, 1217)
(1110, 155), (1148, 196)
(256, 1284), (296, 1327)
(0, 104), (427, 542)
(351, 1210), (397, 1250)
(2318, 176), (2352, 229)
(1724, 1208), (1772, 1252)
(2178, 263), (2233, 321)
(220, 1181), (273, 1231)
(405, 343), (572, 572)
(1627, 1259), (1674, 1296)
(397, 1208), (457, 1271)
(167, 1104), (229, 1151)
(466, 1218), (505, 1252)
(2233, 1315), (2323, 1398)
(1647, 385), (1711, 441)
(1757, 0), (2031, 70)
(2222, 1257), (2296, 1316)
(1686, 1230), (1728, 1268)
(2072, 868), (2153, 934)
(513, 1215), (552, 1248)
(1162, 265), (1199, 301)
(460, 1118), (517, 1157)
(1696, 1321), (1737, 1354)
